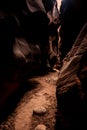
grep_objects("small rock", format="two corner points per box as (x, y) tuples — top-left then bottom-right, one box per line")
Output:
(35, 124), (46, 130)
(33, 107), (46, 115)
(4, 124), (9, 129)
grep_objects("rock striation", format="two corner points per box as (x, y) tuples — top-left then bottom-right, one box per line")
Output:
(56, 23), (87, 129)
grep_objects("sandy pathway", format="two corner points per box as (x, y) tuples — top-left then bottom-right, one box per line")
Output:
(0, 72), (58, 130)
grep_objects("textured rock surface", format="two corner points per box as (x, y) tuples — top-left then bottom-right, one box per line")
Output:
(56, 23), (87, 129)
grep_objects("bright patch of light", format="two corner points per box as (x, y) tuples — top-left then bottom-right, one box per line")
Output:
(57, 0), (62, 11)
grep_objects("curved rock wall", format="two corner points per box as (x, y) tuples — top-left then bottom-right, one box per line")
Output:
(56, 23), (87, 129)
